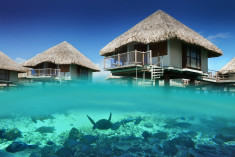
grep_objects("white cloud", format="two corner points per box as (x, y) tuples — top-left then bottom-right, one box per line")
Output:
(207, 32), (232, 42)
(93, 60), (110, 82)
(15, 57), (26, 64)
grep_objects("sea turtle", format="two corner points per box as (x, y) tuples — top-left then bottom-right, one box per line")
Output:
(87, 113), (113, 130)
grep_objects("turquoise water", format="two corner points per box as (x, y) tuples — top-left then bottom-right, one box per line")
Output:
(0, 84), (235, 156)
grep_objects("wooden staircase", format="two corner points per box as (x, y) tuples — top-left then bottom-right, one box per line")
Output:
(150, 65), (164, 81)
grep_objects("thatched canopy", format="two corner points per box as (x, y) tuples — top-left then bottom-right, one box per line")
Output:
(219, 57), (235, 74)
(100, 10), (223, 57)
(23, 41), (100, 72)
(0, 51), (26, 72)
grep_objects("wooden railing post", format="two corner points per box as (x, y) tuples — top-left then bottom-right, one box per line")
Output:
(135, 50), (137, 64)
(149, 50), (152, 65)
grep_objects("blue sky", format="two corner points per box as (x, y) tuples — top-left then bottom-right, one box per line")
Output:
(0, 0), (234, 78)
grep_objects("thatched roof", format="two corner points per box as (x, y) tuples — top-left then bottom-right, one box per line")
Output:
(0, 51), (26, 72)
(100, 10), (223, 57)
(219, 57), (235, 74)
(23, 41), (100, 72)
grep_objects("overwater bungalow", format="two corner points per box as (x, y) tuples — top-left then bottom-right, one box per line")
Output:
(22, 41), (99, 83)
(0, 51), (25, 86)
(100, 10), (223, 86)
(218, 57), (235, 81)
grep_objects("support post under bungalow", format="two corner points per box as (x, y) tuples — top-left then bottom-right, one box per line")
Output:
(189, 78), (195, 86)
(164, 74), (170, 87)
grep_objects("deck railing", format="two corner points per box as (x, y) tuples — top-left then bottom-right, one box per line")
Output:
(205, 69), (235, 81)
(104, 50), (152, 69)
(26, 68), (61, 78)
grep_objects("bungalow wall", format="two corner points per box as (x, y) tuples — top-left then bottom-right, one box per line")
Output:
(169, 39), (182, 68)
(201, 49), (208, 73)
(166, 39), (208, 73)
(70, 64), (77, 80)
(9, 71), (19, 82)
(0, 69), (18, 83)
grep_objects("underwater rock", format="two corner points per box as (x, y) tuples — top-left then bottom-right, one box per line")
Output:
(123, 136), (140, 142)
(80, 135), (98, 145)
(153, 131), (168, 140)
(118, 153), (135, 157)
(111, 122), (122, 130)
(213, 134), (235, 144)
(47, 141), (54, 145)
(41, 146), (56, 157)
(116, 142), (131, 151)
(143, 122), (154, 128)
(96, 145), (112, 156)
(0, 150), (15, 157)
(68, 127), (82, 140)
(6, 142), (37, 153)
(216, 126), (235, 137)
(0, 129), (6, 138)
(180, 117), (186, 120)
(171, 135), (195, 148)
(108, 136), (120, 144)
(36, 126), (55, 134)
(173, 122), (192, 128)
(179, 131), (197, 138)
(77, 144), (92, 153)
(142, 131), (152, 139)
(63, 139), (79, 149)
(87, 112), (113, 130)
(196, 144), (217, 154)
(147, 137), (161, 145)
(163, 140), (178, 156)
(134, 117), (143, 125)
(30, 152), (41, 157)
(31, 115), (54, 123)
(55, 148), (73, 157)
(4, 128), (22, 141)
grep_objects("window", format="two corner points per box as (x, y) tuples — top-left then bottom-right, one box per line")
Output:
(184, 45), (201, 70)
(150, 41), (167, 57)
(0, 70), (9, 81)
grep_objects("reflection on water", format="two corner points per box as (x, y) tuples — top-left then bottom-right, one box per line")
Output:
(0, 84), (234, 157)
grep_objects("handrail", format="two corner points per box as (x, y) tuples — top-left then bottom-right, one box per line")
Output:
(104, 51), (149, 59)
(26, 68), (61, 78)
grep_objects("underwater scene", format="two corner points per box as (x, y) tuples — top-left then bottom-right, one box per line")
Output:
(0, 84), (235, 157)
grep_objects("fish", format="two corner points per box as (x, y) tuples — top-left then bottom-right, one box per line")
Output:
(6, 142), (37, 153)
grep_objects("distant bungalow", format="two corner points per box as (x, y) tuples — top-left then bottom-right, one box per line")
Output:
(22, 41), (99, 82)
(0, 51), (25, 85)
(218, 57), (235, 81)
(100, 10), (223, 86)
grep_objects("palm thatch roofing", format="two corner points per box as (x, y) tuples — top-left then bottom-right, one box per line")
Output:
(0, 51), (26, 72)
(219, 57), (235, 74)
(100, 10), (223, 57)
(23, 41), (100, 72)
